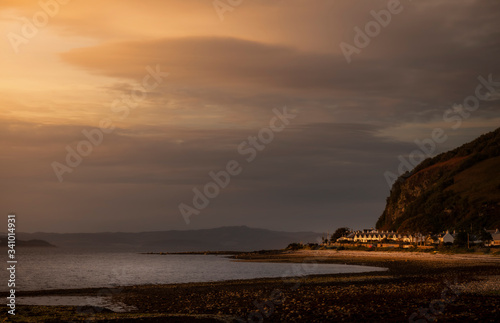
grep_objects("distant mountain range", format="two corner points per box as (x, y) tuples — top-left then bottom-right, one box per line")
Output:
(16, 226), (321, 252)
(377, 127), (500, 233)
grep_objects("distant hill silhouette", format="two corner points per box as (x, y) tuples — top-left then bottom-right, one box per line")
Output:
(0, 238), (56, 247)
(377, 127), (500, 233)
(16, 226), (320, 252)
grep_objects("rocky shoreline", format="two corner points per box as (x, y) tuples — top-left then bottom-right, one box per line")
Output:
(3, 250), (499, 322)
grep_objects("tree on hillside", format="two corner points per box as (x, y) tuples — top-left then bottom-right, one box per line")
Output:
(479, 230), (493, 244)
(330, 227), (350, 243)
(286, 243), (303, 250)
(454, 231), (468, 247)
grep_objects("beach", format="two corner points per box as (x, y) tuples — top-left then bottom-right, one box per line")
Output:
(3, 250), (499, 322)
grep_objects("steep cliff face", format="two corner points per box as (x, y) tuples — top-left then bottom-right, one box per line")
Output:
(377, 128), (500, 233)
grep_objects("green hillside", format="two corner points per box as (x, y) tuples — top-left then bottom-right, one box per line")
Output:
(376, 127), (500, 234)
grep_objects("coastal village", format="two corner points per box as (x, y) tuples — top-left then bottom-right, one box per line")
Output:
(325, 228), (500, 248)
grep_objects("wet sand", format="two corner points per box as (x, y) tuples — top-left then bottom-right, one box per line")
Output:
(2, 250), (499, 322)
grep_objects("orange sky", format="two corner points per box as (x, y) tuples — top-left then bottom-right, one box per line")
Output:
(1, 0), (499, 232)
(0, 0), (355, 127)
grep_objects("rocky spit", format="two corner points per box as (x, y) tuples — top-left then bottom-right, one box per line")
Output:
(2, 250), (499, 322)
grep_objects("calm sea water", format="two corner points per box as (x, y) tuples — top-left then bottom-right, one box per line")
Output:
(1, 248), (386, 292)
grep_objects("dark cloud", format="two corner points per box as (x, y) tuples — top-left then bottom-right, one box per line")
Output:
(61, 28), (500, 126)
(0, 118), (417, 232)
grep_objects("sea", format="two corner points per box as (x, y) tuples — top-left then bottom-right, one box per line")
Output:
(2, 248), (386, 311)
(1, 248), (386, 292)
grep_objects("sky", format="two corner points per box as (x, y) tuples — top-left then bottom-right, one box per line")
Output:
(1, 0), (499, 233)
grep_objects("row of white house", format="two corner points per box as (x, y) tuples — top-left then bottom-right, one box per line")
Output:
(335, 229), (500, 245)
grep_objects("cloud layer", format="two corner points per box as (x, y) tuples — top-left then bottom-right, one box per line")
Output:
(1, 0), (499, 232)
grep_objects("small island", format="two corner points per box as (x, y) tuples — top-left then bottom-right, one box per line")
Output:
(0, 238), (56, 248)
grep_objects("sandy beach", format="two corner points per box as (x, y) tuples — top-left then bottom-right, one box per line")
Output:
(281, 249), (500, 263)
(3, 250), (499, 322)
